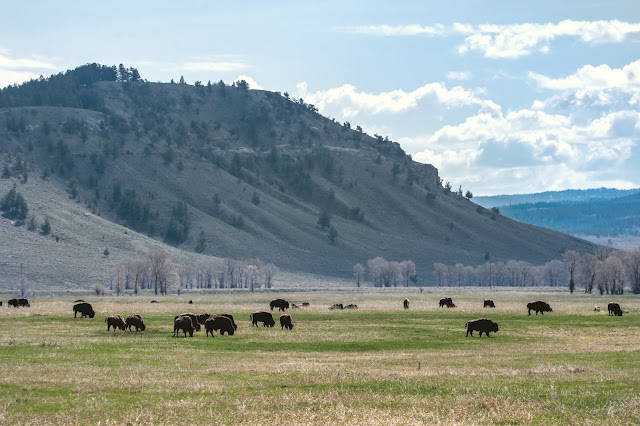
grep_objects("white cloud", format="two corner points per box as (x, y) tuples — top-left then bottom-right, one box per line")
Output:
(446, 71), (473, 80)
(296, 81), (500, 118)
(530, 60), (640, 110)
(456, 20), (640, 59)
(0, 50), (59, 88)
(340, 24), (446, 36)
(234, 75), (262, 90)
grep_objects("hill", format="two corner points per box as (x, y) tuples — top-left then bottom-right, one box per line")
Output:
(474, 188), (640, 208)
(0, 64), (595, 290)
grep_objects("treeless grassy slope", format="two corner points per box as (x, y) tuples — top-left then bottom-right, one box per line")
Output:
(0, 290), (639, 424)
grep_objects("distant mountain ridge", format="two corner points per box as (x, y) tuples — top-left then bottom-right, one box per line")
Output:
(474, 188), (640, 208)
(0, 64), (595, 289)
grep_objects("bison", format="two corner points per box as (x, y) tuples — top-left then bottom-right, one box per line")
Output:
(188, 300), (193, 304)
(196, 313), (211, 325)
(205, 316), (235, 337)
(251, 311), (275, 327)
(73, 299), (85, 303)
(150, 300), (159, 303)
(329, 303), (343, 310)
(8, 298), (19, 308)
(291, 303), (300, 309)
(280, 314), (294, 330)
(174, 313), (201, 331)
(174, 315), (195, 337)
(527, 301), (553, 315)
(344, 304), (358, 309)
(403, 298), (409, 309)
(18, 298), (30, 307)
(105, 315), (127, 331)
(217, 314), (237, 330)
(0, 301), (2, 307)
(439, 298), (456, 308)
(126, 314), (146, 331)
(608, 302), (623, 316)
(269, 298), (290, 312)
(594, 306), (601, 312)
(73, 302), (95, 318)
(302, 302), (310, 307)
(483, 299), (495, 308)
(466, 318), (499, 337)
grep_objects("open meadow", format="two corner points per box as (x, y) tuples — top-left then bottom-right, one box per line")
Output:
(1, 289), (640, 424)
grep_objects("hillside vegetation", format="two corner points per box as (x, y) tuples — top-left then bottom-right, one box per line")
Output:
(0, 64), (595, 290)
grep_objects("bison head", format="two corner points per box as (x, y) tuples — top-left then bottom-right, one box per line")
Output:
(492, 322), (499, 332)
(89, 310), (96, 318)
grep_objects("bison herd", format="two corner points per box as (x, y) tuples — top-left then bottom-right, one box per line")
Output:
(4, 295), (630, 342)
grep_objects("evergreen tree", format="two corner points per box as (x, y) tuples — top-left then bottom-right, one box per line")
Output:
(317, 211), (331, 229)
(1, 183), (28, 220)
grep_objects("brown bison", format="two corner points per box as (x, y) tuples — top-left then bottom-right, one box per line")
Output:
(344, 304), (358, 309)
(280, 314), (294, 330)
(608, 303), (623, 316)
(105, 315), (127, 331)
(205, 316), (235, 337)
(8, 298), (19, 308)
(18, 298), (30, 307)
(269, 298), (290, 312)
(174, 313), (201, 331)
(173, 315), (195, 337)
(466, 318), (499, 337)
(0, 301), (2, 306)
(251, 311), (275, 327)
(217, 314), (237, 330)
(196, 313), (211, 325)
(302, 302), (310, 307)
(527, 301), (553, 315)
(73, 299), (85, 303)
(329, 303), (343, 310)
(291, 303), (300, 309)
(483, 299), (496, 308)
(73, 302), (95, 318)
(150, 300), (159, 303)
(126, 314), (146, 331)
(594, 306), (601, 312)
(188, 300), (193, 304)
(403, 298), (409, 309)
(439, 298), (456, 308)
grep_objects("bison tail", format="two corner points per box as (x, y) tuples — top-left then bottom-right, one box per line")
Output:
(464, 321), (469, 328)
(104, 317), (108, 323)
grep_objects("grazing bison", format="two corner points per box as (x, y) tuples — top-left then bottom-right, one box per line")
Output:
(302, 302), (310, 307)
(173, 315), (195, 337)
(466, 318), (499, 337)
(594, 306), (601, 312)
(403, 298), (409, 309)
(196, 313), (211, 325)
(73, 299), (85, 303)
(439, 298), (456, 308)
(18, 298), (30, 307)
(280, 314), (294, 330)
(8, 298), (19, 308)
(217, 314), (237, 330)
(73, 302), (95, 318)
(344, 304), (358, 309)
(483, 299), (495, 308)
(251, 311), (275, 327)
(174, 313), (201, 331)
(269, 298), (290, 312)
(150, 300), (159, 303)
(608, 303), (623, 316)
(188, 300), (193, 304)
(329, 303), (343, 310)
(105, 315), (127, 331)
(205, 316), (235, 337)
(527, 301), (553, 315)
(291, 303), (300, 309)
(126, 314), (146, 331)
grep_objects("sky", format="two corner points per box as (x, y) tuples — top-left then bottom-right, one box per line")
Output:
(1, 0), (639, 195)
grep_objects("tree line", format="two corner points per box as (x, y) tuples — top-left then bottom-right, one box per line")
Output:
(108, 252), (278, 295)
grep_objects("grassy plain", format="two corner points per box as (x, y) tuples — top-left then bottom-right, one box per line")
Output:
(1, 289), (640, 424)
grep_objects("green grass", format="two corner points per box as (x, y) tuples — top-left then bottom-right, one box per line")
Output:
(1, 291), (640, 424)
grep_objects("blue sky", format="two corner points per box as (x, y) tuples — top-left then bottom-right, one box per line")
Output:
(1, 0), (639, 195)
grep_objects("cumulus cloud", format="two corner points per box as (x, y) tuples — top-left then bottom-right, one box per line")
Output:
(296, 81), (500, 118)
(456, 20), (640, 59)
(531, 60), (640, 110)
(411, 108), (640, 194)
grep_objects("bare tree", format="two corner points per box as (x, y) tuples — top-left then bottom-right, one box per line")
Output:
(624, 248), (640, 294)
(146, 251), (174, 295)
(399, 260), (416, 287)
(263, 263), (278, 289)
(113, 262), (125, 296)
(353, 263), (365, 287)
(367, 257), (386, 287)
(433, 263), (448, 286)
(544, 260), (564, 287)
(563, 250), (580, 294)
(580, 253), (598, 294)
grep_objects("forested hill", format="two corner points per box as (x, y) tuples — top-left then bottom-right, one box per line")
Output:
(496, 193), (640, 238)
(474, 188), (640, 208)
(0, 64), (595, 288)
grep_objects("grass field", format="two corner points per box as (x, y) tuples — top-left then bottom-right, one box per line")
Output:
(1, 290), (640, 424)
